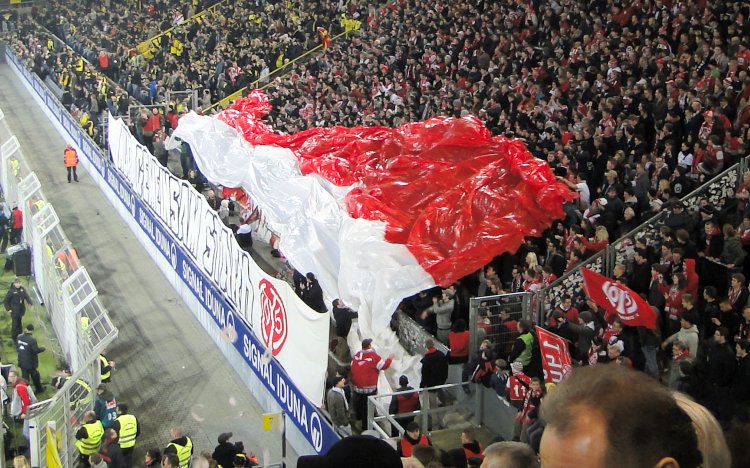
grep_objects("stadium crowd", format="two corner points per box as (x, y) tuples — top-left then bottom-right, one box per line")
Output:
(4, 0), (750, 464)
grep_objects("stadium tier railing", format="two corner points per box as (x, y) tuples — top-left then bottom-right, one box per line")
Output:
(0, 104), (118, 468)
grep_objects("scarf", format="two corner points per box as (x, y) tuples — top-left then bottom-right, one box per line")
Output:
(331, 386), (348, 411)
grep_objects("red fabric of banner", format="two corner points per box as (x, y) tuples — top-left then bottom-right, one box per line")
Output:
(535, 326), (573, 384)
(219, 92), (576, 286)
(581, 268), (657, 330)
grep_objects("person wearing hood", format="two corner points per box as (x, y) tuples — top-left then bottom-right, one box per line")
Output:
(94, 384), (118, 429)
(661, 311), (700, 359)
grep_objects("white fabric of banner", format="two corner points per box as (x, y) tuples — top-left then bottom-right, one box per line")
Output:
(108, 114), (330, 403)
(167, 113), (436, 341)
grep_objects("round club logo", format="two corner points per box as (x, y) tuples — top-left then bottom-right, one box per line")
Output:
(259, 279), (288, 356)
(601, 281), (637, 319)
(309, 411), (324, 453)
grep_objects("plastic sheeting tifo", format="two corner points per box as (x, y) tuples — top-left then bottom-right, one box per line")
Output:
(169, 90), (575, 340)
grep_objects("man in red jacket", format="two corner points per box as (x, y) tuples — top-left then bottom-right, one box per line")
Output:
(350, 338), (392, 431)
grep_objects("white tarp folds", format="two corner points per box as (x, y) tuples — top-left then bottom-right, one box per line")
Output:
(108, 114), (331, 403)
(168, 113), (436, 389)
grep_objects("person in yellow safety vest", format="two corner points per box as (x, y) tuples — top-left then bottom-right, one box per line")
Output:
(64, 145), (79, 183)
(99, 354), (115, 383)
(46, 39), (53, 50)
(53, 368), (93, 411)
(112, 403), (139, 467)
(75, 57), (84, 73)
(75, 411), (104, 465)
(164, 427), (193, 468)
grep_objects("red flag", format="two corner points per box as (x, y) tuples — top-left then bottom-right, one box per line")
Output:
(581, 268), (657, 330)
(535, 326), (573, 384)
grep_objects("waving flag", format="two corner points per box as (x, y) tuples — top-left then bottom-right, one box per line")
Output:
(581, 268), (657, 329)
(536, 326), (573, 384)
(169, 91), (575, 341)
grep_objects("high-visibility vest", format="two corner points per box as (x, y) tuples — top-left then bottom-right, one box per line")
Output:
(100, 355), (111, 381)
(117, 414), (138, 448)
(75, 420), (104, 455)
(67, 376), (93, 409)
(168, 437), (193, 468)
(75, 58), (84, 72)
(47, 39), (53, 50)
(64, 148), (78, 167)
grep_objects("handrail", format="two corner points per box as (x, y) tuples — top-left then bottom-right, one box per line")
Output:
(203, 29), (351, 112)
(128, 0), (231, 54)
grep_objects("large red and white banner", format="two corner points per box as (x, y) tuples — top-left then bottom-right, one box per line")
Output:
(581, 268), (657, 329)
(536, 327), (573, 384)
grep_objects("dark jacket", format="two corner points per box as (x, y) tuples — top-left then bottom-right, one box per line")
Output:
(707, 343), (737, 388)
(212, 441), (239, 468)
(302, 279), (327, 313)
(16, 331), (44, 370)
(732, 355), (750, 403)
(567, 322), (596, 361)
(420, 348), (448, 388)
(332, 305), (357, 338)
(100, 440), (127, 468)
(389, 385), (420, 415)
(4, 285), (31, 315)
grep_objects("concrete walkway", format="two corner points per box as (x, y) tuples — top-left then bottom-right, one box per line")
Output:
(0, 63), (296, 465)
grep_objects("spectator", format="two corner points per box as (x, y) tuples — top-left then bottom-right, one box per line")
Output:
(480, 441), (539, 468)
(447, 319), (470, 364)
(332, 299), (358, 361)
(662, 311), (701, 359)
(350, 339), (392, 431)
(539, 366), (702, 468)
(705, 327), (737, 426)
(512, 377), (544, 444)
(397, 422), (431, 458)
(326, 375), (352, 437)
(508, 319), (534, 372)
(212, 433), (238, 468)
(427, 288), (456, 344)
(300, 272), (327, 313)
(388, 375), (420, 431)
(732, 340), (750, 424)
(668, 341), (693, 391)
(460, 428), (484, 462)
(420, 338), (448, 411)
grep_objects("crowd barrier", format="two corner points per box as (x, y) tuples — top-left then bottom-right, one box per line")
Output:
(534, 159), (747, 324)
(0, 104), (117, 468)
(4, 47), (339, 457)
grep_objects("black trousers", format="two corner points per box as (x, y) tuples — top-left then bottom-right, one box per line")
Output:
(10, 227), (22, 245)
(353, 389), (376, 430)
(67, 166), (78, 182)
(21, 367), (43, 393)
(11, 314), (22, 343)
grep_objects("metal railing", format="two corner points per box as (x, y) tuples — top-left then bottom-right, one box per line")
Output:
(468, 292), (532, 360)
(0, 104), (118, 468)
(367, 381), (482, 440)
(534, 157), (748, 324)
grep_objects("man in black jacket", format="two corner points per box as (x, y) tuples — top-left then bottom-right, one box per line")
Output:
(301, 272), (327, 313)
(16, 323), (45, 393)
(212, 432), (238, 468)
(421, 339), (448, 414)
(100, 429), (127, 468)
(732, 340), (750, 424)
(332, 299), (358, 361)
(706, 327), (737, 426)
(4, 277), (32, 343)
